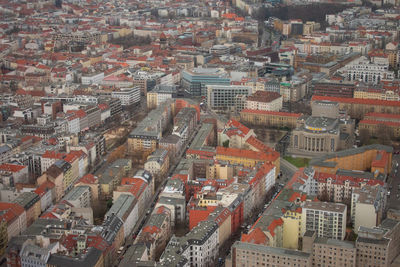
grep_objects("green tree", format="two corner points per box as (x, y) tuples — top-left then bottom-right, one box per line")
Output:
(222, 140), (230, 148)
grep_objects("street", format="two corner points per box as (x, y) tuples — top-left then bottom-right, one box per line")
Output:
(113, 120), (203, 266)
(387, 154), (400, 211)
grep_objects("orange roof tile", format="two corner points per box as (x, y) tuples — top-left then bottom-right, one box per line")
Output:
(0, 202), (24, 224)
(241, 227), (268, 245)
(0, 163), (26, 173)
(312, 95), (400, 107)
(241, 109), (302, 117)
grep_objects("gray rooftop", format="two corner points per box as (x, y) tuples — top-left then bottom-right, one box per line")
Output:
(232, 241), (311, 259)
(105, 194), (136, 220)
(189, 123), (214, 149)
(309, 144), (393, 168)
(314, 237), (355, 249)
(63, 185), (90, 202)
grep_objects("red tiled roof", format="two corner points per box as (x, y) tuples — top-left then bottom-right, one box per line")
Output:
(246, 136), (275, 153)
(77, 174), (98, 184)
(42, 150), (65, 159)
(365, 112), (400, 119)
(241, 109), (302, 117)
(312, 95), (400, 107)
(314, 171), (384, 187)
(241, 227), (268, 245)
(0, 202), (24, 224)
(371, 151), (389, 168)
(359, 119), (400, 127)
(142, 225), (161, 235)
(267, 218), (284, 237)
(0, 163), (26, 173)
(118, 177), (147, 198)
(247, 91), (281, 103)
(34, 181), (55, 197)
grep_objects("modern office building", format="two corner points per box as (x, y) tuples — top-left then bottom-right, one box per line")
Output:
(111, 87), (140, 106)
(181, 67), (230, 97)
(207, 84), (252, 111)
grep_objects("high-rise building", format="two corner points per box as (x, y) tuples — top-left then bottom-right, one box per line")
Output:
(301, 201), (347, 240)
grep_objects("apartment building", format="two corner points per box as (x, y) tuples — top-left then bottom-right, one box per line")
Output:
(301, 202), (347, 240)
(356, 219), (400, 267)
(359, 112), (400, 139)
(160, 220), (219, 267)
(351, 185), (386, 234)
(62, 185), (92, 208)
(302, 231), (356, 267)
(313, 79), (355, 98)
(311, 95), (400, 120)
(245, 91), (283, 111)
(127, 101), (172, 155)
(144, 148), (170, 179)
(240, 109), (301, 129)
(229, 241), (311, 267)
(12, 192), (41, 227)
(340, 56), (394, 84)
(105, 194), (138, 239)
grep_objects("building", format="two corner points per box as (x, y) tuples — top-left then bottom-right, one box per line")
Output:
(311, 95), (400, 120)
(0, 202), (26, 241)
(356, 219), (400, 267)
(159, 134), (183, 159)
(301, 201), (347, 240)
(216, 147), (280, 176)
(313, 79), (355, 98)
(34, 181), (55, 212)
(309, 144), (392, 177)
(12, 192), (41, 227)
(240, 109), (301, 129)
(302, 232), (357, 267)
(359, 112), (400, 139)
(206, 84), (252, 111)
(146, 85), (176, 109)
(0, 163), (28, 184)
(160, 220), (219, 267)
(217, 119), (255, 149)
(111, 87), (141, 106)
(97, 159), (132, 198)
(245, 91), (283, 111)
(113, 176), (151, 217)
(0, 145), (13, 164)
(127, 101), (172, 155)
(134, 207), (172, 260)
(75, 174), (100, 203)
(62, 185), (92, 208)
(105, 194), (138, 239)
(353, 82), (400, 101)
(229, 241), (311, 267)
(351, 185), (386, 234)
(290, 100), (355, 156)
(181, 67), (230, 97)
(144, 148), (170, 180)
(340, 56), (394, 84)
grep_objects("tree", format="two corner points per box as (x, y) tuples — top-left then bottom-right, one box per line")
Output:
(106, 199), (113, 210)
(376, 124), (392, 145)
(359, 128), (370, 146)
(107, 145), (126, 164)
(222, 140), (230, 148)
